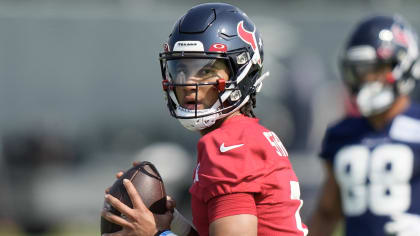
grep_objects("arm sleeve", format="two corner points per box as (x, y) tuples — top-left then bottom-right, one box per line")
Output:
(207, 192), (257, 223)
(319, 128), (336, 163)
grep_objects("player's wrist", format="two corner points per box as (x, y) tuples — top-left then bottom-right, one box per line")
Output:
(154, 230), (178, 236)
(170, 209), (193, 236)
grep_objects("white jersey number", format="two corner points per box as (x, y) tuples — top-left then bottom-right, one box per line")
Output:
(334, 144), (413, 216)
(263, 131), (288, 157)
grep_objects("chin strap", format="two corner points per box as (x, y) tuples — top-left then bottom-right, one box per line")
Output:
(356, 81), (395, 116)
(177, 112), (219, 131)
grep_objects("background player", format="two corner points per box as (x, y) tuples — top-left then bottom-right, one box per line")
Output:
(309, 14), (420, 236)
(101, 3), (308, 236)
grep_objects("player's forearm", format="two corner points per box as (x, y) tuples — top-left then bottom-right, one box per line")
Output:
(171, 209), (198, 236)
(209, 214), (257, 236)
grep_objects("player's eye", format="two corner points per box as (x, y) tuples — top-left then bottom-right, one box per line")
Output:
(176, 65), (187, 74)
(196, 68), (217, 79)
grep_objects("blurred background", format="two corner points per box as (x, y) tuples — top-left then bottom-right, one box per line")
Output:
(1, 0), (420, 235)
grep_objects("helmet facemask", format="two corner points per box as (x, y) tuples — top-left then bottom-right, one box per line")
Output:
(159, 3), (268, 131)
(342, 59), (397, 116)
(160, 50), (258, 131)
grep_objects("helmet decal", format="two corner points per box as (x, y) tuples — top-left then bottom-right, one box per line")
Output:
(163, 43), (170, 52)
(237, 21), (257, 52)
(392, 25), (408, 46)
(173, 41), (204, 51)
(347, 46), (376, 61)
(209, 43), (227, 52)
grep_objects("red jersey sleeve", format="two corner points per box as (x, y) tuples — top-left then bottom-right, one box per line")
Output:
(208, 193), (257, 222)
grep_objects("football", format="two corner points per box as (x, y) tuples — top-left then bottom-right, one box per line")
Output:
(101, 161), (168, 234)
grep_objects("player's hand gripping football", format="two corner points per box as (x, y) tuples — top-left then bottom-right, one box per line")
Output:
(102, 162), (175, 236)
(102, 178), (174, 236)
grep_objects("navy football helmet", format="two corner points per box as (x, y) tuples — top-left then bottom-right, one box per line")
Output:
(340, 15), (419, 116)
(159, 3), (268, 131)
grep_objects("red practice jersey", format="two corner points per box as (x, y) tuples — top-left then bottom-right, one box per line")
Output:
(189, 115), (308, 236)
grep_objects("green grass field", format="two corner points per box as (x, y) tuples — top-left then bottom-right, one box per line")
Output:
(0, 222), (98, 236)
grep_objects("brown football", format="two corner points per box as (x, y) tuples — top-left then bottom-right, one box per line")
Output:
(101, 161), (168, 234)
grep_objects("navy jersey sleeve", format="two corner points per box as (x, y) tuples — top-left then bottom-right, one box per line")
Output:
(319, 117), (368, 163)
(319, 126), (337, 163)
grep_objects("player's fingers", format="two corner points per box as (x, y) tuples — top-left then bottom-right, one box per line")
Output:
(105, 194), (134, 216)
(132, 161), (141, 167)
(101, 210), (132, 229)
(123, 179), (147, 210)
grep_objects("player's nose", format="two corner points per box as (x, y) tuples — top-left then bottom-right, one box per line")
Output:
(183, 78), (198, 92)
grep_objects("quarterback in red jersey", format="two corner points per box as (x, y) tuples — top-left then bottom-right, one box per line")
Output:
(190, 115), (307, 236)
(101, 3), (307, 236)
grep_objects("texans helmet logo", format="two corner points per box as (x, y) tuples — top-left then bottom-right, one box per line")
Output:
(392, 25), (409, 46)
(163, 43), (170, 52)
(209, 43), (227, 52)
(237, 21), (258, 52)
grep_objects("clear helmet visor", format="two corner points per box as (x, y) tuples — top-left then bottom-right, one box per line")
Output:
(342, 61), (393, 93)
(166, 58), (230, 84)
(164, 58), (231, 111)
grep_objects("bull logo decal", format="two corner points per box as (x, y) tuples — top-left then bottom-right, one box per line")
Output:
(237, 21), (257, 52)
(237, 21), (261, 66)
(392, 25), (408, 46)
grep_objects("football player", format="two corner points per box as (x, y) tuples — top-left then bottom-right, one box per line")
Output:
(101, 3), (308, 236)
(309, 15), (420, 236)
